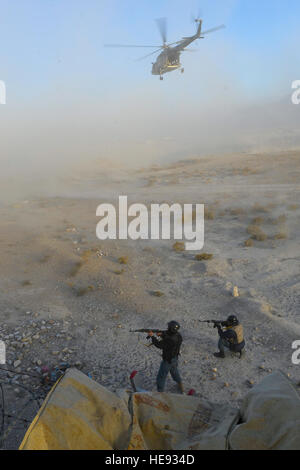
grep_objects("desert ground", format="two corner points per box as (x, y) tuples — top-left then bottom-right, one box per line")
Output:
(0, 149), (300, 448)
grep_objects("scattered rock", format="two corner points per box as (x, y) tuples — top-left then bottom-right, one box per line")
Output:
(233, 286), (239, 298)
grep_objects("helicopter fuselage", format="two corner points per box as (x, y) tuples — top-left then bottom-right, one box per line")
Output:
(152, 49), (181, 75)
(151, 29), (201, 77)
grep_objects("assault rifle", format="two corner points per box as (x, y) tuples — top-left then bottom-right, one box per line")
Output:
(199, 320), (228, 328)
(130, 328), (165, 339)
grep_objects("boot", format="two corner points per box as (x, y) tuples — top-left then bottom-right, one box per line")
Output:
(214, 352), (225, 359)
(239, 350), (245, 359)
(178, 382), (184, 394)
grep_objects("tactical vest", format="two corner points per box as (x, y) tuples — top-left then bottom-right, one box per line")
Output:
(228, 324), (244, 344)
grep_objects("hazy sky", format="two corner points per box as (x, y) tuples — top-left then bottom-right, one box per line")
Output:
(0, 0), (299, 100)
(0, 0), (299, 178)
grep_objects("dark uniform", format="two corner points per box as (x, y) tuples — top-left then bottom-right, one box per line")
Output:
(151, 321), (183, 393)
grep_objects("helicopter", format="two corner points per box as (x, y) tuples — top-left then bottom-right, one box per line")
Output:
(105, 17), (225, 80)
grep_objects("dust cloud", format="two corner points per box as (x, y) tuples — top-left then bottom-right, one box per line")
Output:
(0, 80), (299, 204)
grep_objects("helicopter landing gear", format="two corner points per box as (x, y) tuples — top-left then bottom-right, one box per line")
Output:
(181, 68), (185, 74)
(160, 75), (163, 81)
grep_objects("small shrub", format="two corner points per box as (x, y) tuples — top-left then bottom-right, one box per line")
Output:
(254, 231), (267, 242)
(195, 253), (213, 261)
(269, 215), (287, 225)
(75, 286), (94, 297)
(244, 239), (254, 247)
(204, 207), (215, 220)
(247, 225), (261, 236)
(274, 232), (287, 240)
(81, 249), (94, 260)
(39, 255), (51, 263)
(173, 242), (185, 252)
(252, 217), (264, 225)
(276, 215), (287, 224)
(247, 225), (267, 241)
(152, 291), (164, 297)
(230, 208), (245, 216)
(242, 167), (257, 176)
(114, 269), (124, 275)
(253, 203), (270, 213)
(146, 177), (157, 188)
(69, 260), (84, 277)
(21, 280), (32, 286)
(118, 256), (129, 265)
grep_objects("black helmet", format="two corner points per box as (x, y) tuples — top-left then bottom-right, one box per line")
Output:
(227, 315), (239, 326)
(167, 321), (180, 334)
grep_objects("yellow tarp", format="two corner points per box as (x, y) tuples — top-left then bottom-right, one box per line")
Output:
(20, 368), (239, 450)
(20, 369), (300, 450)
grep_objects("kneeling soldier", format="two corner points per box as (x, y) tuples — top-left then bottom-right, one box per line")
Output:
(214, 315), (245, 359)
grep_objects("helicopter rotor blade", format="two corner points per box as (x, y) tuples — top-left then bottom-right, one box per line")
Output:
(201, 24), (226, 35)
(165, 39), (185, 47)
(104, 44), (161, 48)
(135, 48), (164, 62)
(155, 17), (167, 44)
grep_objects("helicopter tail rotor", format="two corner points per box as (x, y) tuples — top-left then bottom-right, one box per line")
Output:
(190, 6), (225, 40)
(191, 5), (203, 26)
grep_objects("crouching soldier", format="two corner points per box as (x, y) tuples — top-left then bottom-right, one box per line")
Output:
(148, 321), (184, 394)
(214, 315), (245, 359)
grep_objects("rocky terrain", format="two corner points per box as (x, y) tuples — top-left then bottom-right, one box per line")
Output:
(0, 149), (300, 448)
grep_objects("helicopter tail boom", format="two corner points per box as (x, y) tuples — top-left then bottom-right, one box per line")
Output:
(195, 19), (203, 38)
(180, 19), (203, 44)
